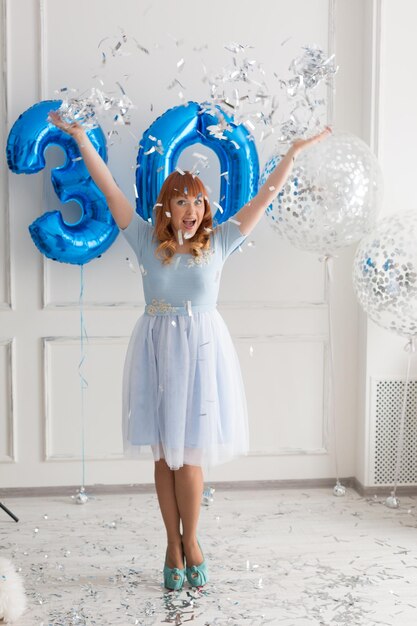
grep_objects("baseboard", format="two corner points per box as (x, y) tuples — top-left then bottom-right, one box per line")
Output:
(1, 477), (359, 498)
(3, 477), (416, 500)
(352, 477), (417, 497)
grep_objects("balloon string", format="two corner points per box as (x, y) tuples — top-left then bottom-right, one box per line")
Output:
(79, 265), (88, 489)
(322, 255), (339, 482)
(391, 338), (415, 498)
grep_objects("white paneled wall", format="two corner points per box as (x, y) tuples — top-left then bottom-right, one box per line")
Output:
(356, 0), (417, 488)
(1, 0), (368, 488)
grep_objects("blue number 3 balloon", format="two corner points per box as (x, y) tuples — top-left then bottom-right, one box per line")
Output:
(6, 100), (118, 265)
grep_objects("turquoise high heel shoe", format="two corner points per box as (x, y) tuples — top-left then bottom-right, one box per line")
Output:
(163, 549), (185, 591)
(185, 540), (209, 587)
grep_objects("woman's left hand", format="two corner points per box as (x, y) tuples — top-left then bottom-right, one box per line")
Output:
(291, 126), (332, 158)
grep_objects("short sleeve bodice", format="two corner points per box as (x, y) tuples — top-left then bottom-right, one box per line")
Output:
(121, 212), (247, 309)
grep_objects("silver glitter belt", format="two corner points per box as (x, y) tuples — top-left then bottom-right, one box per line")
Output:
(144, 299), (216, 317)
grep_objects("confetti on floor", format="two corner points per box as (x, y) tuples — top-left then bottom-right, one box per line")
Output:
(1, 488), (417, 625)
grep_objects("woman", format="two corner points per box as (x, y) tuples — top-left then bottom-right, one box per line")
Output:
(49, 109), (330, 590)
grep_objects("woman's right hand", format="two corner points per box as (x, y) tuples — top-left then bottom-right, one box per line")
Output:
(48, 108), (134, 228)
(48, 110), (85, 140)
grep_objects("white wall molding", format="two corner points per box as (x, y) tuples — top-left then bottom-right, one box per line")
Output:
(234, 334), (329, 456)
(357, 0), (385, 488)
(0, 338), (16, 462)
(43, 295), (146, 310)
(42, 333), (330, 461)
(42, 300), (328, 311)
(38, 0), (47, 101)
(367, 0), (383, 157)
(327, 0), (336, 126)
(0, 0), (12, 310)
(43, 335), (130, 461)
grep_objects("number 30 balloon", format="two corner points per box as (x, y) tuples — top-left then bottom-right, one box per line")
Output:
(6, 100), (118, 265)
(7, 99), (259, 262)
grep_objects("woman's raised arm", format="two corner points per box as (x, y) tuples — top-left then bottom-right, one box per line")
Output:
(235, 126), (332, 236)
(48, 111), (133, 229)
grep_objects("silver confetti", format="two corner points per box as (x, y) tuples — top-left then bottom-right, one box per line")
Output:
(75, 488), (89, 505)
(278, 45), (338, 142)
(202, 486), (215, 506)
(385, 493), (400, 509)
(126, 257), (137, 273)
(333, 481), (346, 497)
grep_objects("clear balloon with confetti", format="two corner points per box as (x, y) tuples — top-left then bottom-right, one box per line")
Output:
(353, 210), (417, 338)
(262, 130), (383, 254)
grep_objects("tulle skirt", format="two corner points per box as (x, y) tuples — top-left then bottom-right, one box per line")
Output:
(122, 308), (249, 470)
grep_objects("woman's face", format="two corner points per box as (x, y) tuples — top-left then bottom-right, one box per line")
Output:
(169, 193), (205, 241)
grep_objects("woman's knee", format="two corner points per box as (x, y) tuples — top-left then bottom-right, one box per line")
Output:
(175, 463), (203, 478)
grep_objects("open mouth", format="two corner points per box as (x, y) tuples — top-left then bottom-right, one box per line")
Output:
(183, 219), (197, 230)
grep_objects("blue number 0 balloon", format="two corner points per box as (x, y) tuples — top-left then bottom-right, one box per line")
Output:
(136, 101), (259, 223)
(6, 100), (118, 265)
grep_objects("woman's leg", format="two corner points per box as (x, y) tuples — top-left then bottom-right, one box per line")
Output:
(174, 464), (204, 566)
(154, 459), (184, 569)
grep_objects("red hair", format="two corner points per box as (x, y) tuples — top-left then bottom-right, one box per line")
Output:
(153, 171), (213, 265)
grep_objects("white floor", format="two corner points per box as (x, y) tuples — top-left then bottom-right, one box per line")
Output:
(1, 487), (417, 625)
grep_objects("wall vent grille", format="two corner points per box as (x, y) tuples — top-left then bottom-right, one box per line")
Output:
(374, 380), (417, 485)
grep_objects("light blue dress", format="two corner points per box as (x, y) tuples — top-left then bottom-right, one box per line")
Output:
(121, 211), (249, 469)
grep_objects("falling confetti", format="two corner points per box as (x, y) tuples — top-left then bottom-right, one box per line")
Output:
(277, 45), (338, 141)
(126, 257), (137, 273)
